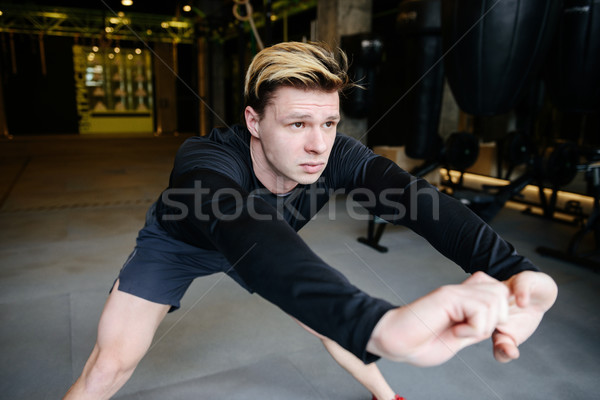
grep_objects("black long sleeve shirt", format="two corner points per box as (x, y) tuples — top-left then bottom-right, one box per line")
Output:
(156, 124), (538, 362)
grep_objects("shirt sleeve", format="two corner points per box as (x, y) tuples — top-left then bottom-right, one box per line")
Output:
(351, 154), (539, 280)
(156, 168), (394, 363)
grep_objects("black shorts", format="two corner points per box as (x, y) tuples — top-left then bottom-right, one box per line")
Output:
(115, 203), (253, 312)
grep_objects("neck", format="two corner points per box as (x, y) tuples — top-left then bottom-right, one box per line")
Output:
(249, 137), (298, 194)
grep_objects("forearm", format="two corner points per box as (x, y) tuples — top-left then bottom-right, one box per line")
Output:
(357, 157), (538, 280)
(221, 210), (395, 363)
(403, 185), (538, 279)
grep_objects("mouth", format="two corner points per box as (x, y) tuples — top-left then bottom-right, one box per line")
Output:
(300, 162), (325, 174)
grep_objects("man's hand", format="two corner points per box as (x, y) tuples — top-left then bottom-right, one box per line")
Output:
(492, 271), (558, 363)
(367, 271), (511, 366)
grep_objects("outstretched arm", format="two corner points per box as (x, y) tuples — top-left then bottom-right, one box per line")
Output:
(352, 155), (539, 280)
(350, 154), (558, 362)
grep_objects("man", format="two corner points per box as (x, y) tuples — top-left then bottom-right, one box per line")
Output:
(64, 42), (557, 400)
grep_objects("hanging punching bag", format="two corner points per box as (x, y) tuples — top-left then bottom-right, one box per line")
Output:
(545, 0), (600, 112)
(397, 0), (445, 159)
(442, 0), (562, 116)
(340, 34), (384, 119)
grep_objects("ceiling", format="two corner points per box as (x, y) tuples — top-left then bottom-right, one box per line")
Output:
(0, 1), (246, 44)
(0, 1), (319, 44)
(2, 0), (192, 16)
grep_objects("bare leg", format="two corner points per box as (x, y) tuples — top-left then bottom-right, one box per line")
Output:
(64, 280), (170, 400)
(293, 319), (396, 400)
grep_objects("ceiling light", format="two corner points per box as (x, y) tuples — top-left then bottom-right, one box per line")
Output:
(38, 11), (68, 19)
(121, 0), (133, 6)
(162, 20), (190, 29)
(109, 16), (130, 25)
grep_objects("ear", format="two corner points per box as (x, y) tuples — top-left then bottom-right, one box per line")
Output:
(244, 106), (260, 138)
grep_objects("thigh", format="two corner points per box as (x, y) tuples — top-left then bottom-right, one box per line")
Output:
(97, 279), (170, 365)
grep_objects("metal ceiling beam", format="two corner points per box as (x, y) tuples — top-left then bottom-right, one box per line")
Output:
(0, 4), (195, 44)
(0, 1), (319, 45)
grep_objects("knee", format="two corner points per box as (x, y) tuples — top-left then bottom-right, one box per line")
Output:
(83, 350), (138, 393)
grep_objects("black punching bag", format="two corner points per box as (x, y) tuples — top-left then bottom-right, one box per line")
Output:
(545, 0), (600, 112)
(397, 0), (445, 159)
(442, 0), (562, 116)
(340, 34), (384, 118)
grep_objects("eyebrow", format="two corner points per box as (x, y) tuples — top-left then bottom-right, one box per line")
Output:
(284, 113), (340, 121)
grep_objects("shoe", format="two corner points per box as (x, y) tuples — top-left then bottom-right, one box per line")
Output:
(372, 395), (406, 400)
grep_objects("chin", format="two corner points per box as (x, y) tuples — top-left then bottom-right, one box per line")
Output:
(296, 174), (323, 185)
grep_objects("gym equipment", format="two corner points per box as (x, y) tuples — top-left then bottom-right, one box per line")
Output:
(358, 134), (589, 252)
(545, 0), (600, 113)
(471, 114), (510, 143)
(441, 132), (535, 223)
(435, 1), (579, 222)
(358, 131), (480, 252)
(498, 130), (536, 180)
(537, 160), (600, 271)
(359, 1), (591, 254)
(410, 131), (480, 185)
(539, 142), (580, 189)
(396, 0), (445, 159)
(340, 34), (384, 119)
(535, 0), (600, 270)
(441, 0), (562, 115)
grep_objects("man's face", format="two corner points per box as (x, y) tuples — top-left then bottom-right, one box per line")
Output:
(246, 86), (340, 193)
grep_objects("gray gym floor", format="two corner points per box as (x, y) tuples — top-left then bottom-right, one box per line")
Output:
(1, 134), (599, 400)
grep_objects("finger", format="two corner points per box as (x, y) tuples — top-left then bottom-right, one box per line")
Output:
(457, 285), (509, 338)
(512, 275), (533, 308)
(453, 310), (487, 338)
(464, 271), (497, 285)
(506, 271), (548, 308)
(493, 332), (520, 363)
(498, 290), (509, 324)
(453, 322), (487, 339)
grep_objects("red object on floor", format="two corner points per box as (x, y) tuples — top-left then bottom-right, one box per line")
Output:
(371, 395), (406, 400)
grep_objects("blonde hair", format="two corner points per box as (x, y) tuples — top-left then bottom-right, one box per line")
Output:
(244, 41), (355, 116)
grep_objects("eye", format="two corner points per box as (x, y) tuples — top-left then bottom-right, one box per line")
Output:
(291, 122), (304, 129)
(324, 121), (336, 128)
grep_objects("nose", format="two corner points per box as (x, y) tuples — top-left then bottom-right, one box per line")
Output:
(304, 127), (328, 155)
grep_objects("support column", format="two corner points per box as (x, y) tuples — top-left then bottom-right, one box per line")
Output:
(0, 62), (12, 139)
(153, 42), (178, 136)
(196, 0), (227, 134)
(196, 37), (227, 134)
(208, 41), (227, 128)
(317, 0), (372, 143)
(197, 36), (208, 135)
